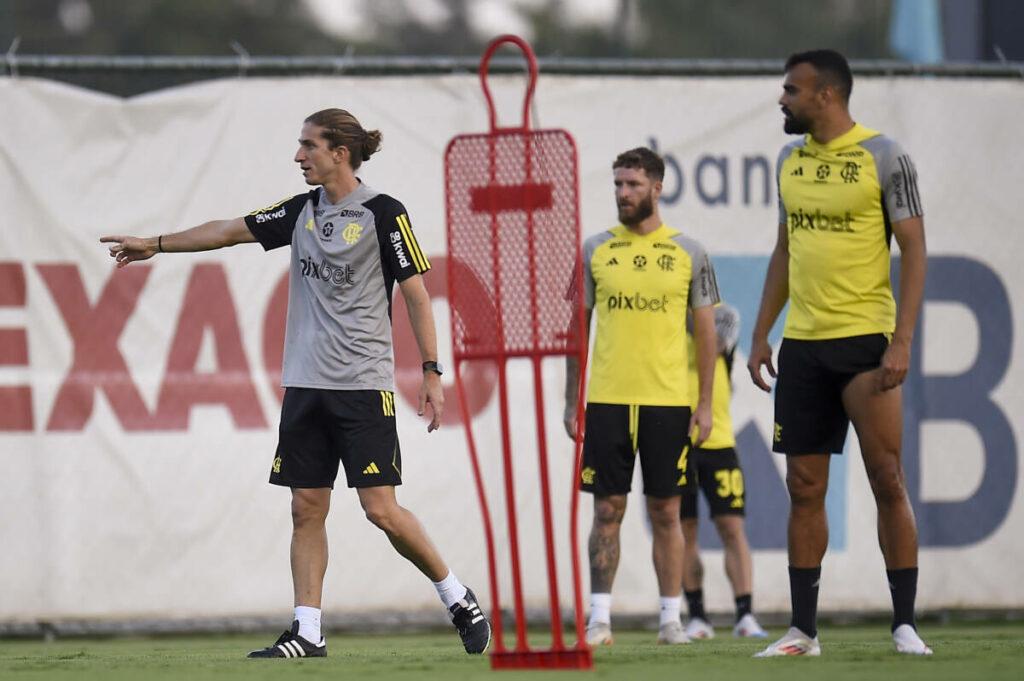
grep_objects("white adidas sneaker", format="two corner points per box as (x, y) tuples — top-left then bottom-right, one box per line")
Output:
(684, 617), (715, 640)
(754, 626), (821, 657)
(733, 613), (769, 638)
(893, 624), (933, 655)
(585, 621), (613, 647)
(656, 620), (691, 645)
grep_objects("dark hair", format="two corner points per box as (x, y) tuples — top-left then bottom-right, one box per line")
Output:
(785, 49), (853, 104)
(612, 147), (665, 182)
(304, 108), (382, 169)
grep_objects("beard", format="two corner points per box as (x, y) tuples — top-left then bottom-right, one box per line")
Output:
(618, 193), (655, 226)
(783, 110), (811, 135)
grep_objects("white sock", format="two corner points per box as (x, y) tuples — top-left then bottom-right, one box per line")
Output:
(659, 596), (682, 626)
(589, 592), (612, 626)
(433, 571), (468, 609)
(294, 605), (321, 642)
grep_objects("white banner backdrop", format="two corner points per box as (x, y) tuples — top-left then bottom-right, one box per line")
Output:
(0, 73), (1021, 623)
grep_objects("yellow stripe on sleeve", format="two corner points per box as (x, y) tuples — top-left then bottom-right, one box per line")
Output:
(397, 214), (430, 272)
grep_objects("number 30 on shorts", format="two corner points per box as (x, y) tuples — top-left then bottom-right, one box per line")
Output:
(714, 468), (744, 498)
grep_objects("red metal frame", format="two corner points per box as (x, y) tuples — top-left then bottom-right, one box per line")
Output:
(444, 34), (592, 671)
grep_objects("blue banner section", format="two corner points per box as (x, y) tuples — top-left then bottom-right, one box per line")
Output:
(900, 256), (1017, 547)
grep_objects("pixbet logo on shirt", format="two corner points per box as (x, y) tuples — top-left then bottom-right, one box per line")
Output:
(299, 257), (355, 287)
(606, 291), (669, 313)
(788, 208), (854, 234)
(389, 231), (410, 268)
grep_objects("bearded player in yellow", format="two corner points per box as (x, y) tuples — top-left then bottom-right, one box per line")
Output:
(565, 147), (719, 646)
(748, 50), (930, 657)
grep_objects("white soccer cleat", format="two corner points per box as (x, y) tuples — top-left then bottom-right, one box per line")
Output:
(685, 617), (715, 640)
(733, 613), (769, 638)
(753, 626), (820, 657)
(656, 620), (691, 645)
(893, 624), (933, 655)
(585, 621), (613, 647)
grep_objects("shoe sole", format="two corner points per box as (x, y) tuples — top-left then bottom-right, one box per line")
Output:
(755, 647), (820, 657)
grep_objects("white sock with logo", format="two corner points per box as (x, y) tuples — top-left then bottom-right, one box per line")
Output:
(659, 596), (682, 626)
(433, 571), (468, 609)
(294, 605), (321, 643)
(589, 593), (612, 626)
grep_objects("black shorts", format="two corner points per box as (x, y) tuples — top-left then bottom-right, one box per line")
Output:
(270, 387), (402, 489)
(773, 334), (889, 455)
(680, 447), (746, 519)
(579, 403), (695, 498)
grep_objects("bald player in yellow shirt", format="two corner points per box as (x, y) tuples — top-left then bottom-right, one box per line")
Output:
(564, 147), (720, 647)
(747, 50), (930, 657)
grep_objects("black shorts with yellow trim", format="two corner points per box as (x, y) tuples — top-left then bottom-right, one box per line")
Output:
(680, 447), (746, 518)
(773, 333), (889, 455)
(270, 387), (402, 489)
(579, 403), (695, 498)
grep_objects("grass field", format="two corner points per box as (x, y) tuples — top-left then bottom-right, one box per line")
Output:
(1, 622), (1021, 681)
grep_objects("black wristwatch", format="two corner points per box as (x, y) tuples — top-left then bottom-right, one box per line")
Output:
(422, 361), (444, 376)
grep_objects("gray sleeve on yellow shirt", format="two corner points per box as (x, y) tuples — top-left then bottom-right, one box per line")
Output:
(862, 135), (924, 222)
(672, 235), (721, 309)
(581, 231), (614, 309)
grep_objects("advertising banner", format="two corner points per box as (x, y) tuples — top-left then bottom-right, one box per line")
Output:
(1, 73), (1020, 620)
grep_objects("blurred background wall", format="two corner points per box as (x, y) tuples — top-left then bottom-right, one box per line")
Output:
(2, 0), (1023, 95)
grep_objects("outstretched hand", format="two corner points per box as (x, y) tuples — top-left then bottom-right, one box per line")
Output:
(100, 235), (157, 268)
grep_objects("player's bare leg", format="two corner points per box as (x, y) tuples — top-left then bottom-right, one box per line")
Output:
(647, 495), (684, 596)
(247, 488), (333, 658)
(842, 370), (930, 654)
(681, 518), (703, 593)
(357, 485), (448, 580)
(681, 517), (713, 639)
(755, 454), (830, 655)
(647, 495), (689, 643)
(291, 487), (332, 608)
(715, 515), (766, 637)
(715, 516), (752, 597)
(842, 372), (917, 568)
(586, 495), (626, 645)
(357, 485), (491, 653)
(786, 454), (830, 568)
(756, 456), (829, 657)
(589, 494), (626, 592)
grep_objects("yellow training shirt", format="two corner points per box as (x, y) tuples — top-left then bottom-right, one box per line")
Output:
(776, 123), (923, 340)
(584, 224), (719, 406)
(686, 303), (739, 449)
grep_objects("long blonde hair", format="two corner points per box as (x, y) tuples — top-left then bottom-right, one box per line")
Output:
(304, 109), (382, 170)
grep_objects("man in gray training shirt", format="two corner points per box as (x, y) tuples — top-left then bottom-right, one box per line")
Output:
(102, 108), (491, 659)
